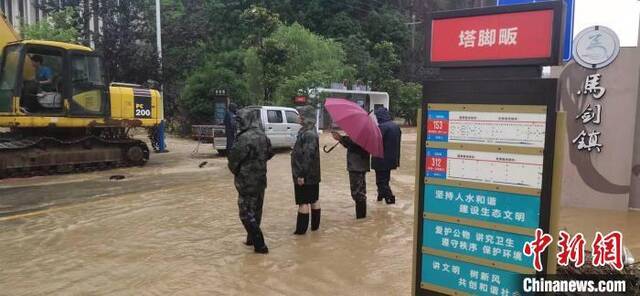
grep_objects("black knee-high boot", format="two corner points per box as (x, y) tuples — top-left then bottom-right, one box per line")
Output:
(355, 200), (366, 219)
(294, 212), (309, 235)
(311, 209), (321, 231)
(242, 220), (268, 254)
(251, 229), (268, 254)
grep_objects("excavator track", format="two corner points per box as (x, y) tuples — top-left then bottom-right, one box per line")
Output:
(0, 134), (149, 179)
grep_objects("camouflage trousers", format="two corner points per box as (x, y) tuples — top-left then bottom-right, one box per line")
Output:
(238, 189), (265, 236)
(348, 171), (367, 202)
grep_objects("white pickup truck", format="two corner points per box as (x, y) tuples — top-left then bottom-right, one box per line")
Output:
(211, 106), (302, 154)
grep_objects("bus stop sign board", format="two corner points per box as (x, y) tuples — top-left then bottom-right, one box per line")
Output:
(414, 2), (563, 295)
(426, 1), (564, 68)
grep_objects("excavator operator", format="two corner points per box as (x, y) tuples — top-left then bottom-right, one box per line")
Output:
(31, 55), (53, 91)
(21, 55), (62, 113)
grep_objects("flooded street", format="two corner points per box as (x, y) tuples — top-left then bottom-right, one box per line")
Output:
(0, 131), (419, 295)
(2, 129), (639, 295)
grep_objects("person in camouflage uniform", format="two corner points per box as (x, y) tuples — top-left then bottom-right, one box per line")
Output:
(227, 108), (274, 254)
(332, 131), (370, 219)
(291, 105), (321, 234)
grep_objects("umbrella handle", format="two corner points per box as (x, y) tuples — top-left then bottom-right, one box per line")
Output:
(323, 142), (340, 153)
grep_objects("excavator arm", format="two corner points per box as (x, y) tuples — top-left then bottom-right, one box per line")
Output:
(0, 12), (19, 49)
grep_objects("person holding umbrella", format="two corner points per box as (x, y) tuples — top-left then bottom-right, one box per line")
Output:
(332, 131), (370, 219)
(323, 98), (383, 220)
(291, 106), (322, 234)
(372, 107), (401, 204)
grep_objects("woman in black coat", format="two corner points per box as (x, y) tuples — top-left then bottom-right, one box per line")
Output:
(371, 107), (401, 204)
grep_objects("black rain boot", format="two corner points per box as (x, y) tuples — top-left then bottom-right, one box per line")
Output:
(311, 209), (321, 231)
(293, 212), (309, 235)
(244, 234), (253, 246)
(242, 219), (268, 254)
(377, 195), (384, 202)
(252, 230), (269, 254)
(355, 200), (366, 219)
(385, 195), (396, 205)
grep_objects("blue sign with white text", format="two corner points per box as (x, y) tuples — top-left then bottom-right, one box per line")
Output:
(421, 254), (524, 296)
(427, 110), (450, 142)
(423, 219), (534, 268)
(497, 0), (574, 61)
(424, 184), (541, 229)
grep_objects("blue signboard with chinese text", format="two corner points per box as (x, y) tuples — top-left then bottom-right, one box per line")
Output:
(421, 254), (524, 295)
(497, 0), (575, 62)
(424, 184), (541, 229)
(423, 219), (533, 268)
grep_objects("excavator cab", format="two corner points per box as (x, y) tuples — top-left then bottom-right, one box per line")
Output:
(0, 40), (107, 117)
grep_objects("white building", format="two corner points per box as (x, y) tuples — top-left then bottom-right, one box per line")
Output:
(1, 0), (45, 30)
(311, 87), (390, 130)
(1, 0), (100, 47)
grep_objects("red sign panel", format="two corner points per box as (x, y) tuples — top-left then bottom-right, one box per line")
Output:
(430, 9), (554, 63)
(294, 96), (307, 104)
(426, 156), (447, 173)
(427, 119), (449, 135)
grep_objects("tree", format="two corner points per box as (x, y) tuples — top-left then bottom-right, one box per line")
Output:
(21, 7), (80, 43)
(396, 82), (422, 126)
(179, 50), (250, 123)
(244, 22), (355, 106)
(38, 0), (160, 84)
(364, 7), (410, 55)
(367, 41), (401, 88)
(240, 5), (282, 48)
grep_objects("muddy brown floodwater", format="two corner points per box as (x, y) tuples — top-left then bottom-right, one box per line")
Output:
(2, 128), (639, 295)
(0, 130), (419, 295)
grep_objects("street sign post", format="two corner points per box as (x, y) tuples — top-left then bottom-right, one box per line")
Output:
(413, 2), (564, 295)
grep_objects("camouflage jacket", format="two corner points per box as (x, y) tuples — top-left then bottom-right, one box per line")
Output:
(339, 135), (370, 173)
(228, 108), (274, 194)
(291, 106), (321, 184)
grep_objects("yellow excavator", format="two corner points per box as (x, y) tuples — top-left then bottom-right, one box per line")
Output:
(0, 14), (163, 178)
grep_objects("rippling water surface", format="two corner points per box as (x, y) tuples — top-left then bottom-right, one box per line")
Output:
(0, 133), (419, 295)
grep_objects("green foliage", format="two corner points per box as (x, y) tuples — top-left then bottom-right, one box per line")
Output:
(242, 22), (354, 106)
(257, 38), (288, 103)
(179, 50), (250, 123)
(378, 79), (422, 126)
(38, 0), (160, 84)
(367, 41), (401, 88)
(240, 5), (282, 48)
(364, 8), (410, 54)
(270, 23), (355, 102)
(397, 82), (422, 126)
(21, 7), (79, 42)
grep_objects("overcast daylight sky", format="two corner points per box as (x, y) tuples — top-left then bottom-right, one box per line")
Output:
(574, 0), (640, 46)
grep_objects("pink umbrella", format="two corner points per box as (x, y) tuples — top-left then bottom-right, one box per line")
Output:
(324, 98), (383, 158)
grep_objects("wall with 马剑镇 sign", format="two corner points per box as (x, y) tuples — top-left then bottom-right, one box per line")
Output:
(555, 46), (640, 210)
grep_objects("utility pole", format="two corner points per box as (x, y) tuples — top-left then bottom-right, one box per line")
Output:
(155, 0), (163, 74)
(406, 14), (422, 50)
(154, 0), (167, 153)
